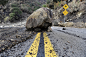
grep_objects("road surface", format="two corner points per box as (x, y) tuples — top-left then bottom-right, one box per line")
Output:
(0, 26), (86, 57)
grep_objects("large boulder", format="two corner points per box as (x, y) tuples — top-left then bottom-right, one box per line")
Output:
(26, 7), (53, 31)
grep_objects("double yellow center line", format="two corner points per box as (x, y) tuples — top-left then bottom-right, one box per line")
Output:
(25, 32), (58, 57)
(25, 33), (40, 57)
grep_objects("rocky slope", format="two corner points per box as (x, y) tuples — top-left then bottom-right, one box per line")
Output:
(0, 0), (47, 23)
(52, 0), (86, 28)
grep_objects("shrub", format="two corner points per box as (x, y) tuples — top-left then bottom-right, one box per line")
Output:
(11, 4), (18, 7)
(36, 6), (40, 9)
(42, 4), (47, 7)
(12, 10), (22, 14)
(4, 16), (10, 22)
(21, 1), (41, 13)
(58, 1), (61, 7)
(12, 7), (20, 11)
(0, 0), (8, 6)
(47, 0), (50, 4)
(9, 13), (15, 20)
(9, 6), (22, 22)
(28, 7), (31, 11)
(33, 6), (40, 11)
(34, 7), (38, 11)
(9, 12), (21, 22)
(37, 2), (41, 5)
(12, 7), (22, 14)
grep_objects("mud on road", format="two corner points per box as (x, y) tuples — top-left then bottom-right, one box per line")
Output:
(0, 26), (36, 53)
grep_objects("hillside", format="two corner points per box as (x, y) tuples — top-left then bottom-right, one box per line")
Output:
(0, 0), (47, 23)
(49, 0), (86, 28)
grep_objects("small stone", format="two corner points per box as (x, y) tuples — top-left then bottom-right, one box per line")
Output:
(12, 42), (16, 45)
(20, 49), (22, 51)
(16, 35), (21, 38)
(8, 47), (10, 49)
(67, 47), (69, 49)
(29, 32), (32, 34)
(62, 28), (66, 30)
(72, 51), (74, 54)
(21, 53), (23, 55)
(2, 48), (5, 50)
(2, 40), (4, 42)
(65, 43), (68, 45)
(63, 48), (66, 49)
(50, 50), (52, 53)
(45, 42), (47, 44)
(34, 32), (36, 34)
(47, 27), (52, 32)
(67, 41), (70, 43)
(31, 37), (33, 39)
(11, 39), (14, 41)
(29, 52), (32, 55)
(47, 34), (50, 36)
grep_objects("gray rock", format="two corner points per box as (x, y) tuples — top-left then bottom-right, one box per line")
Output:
(52, 19), (59, 26)
(26, 7), (54, 31)
(47, 27), (52, 32)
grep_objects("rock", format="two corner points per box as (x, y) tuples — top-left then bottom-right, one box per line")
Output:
(52, 19), (59, 26)
(29, 32), (32, 34)
(47, 27), (52, 32)
(58, 22), (74, 27)
(26, 7), (53, 31)
(62, 28), (66, 30)
(10, 39), (15, 42)
(74, 22), (85, 28)
(16, 35), (21, 38)
(64, 22), (74, 27)
(67, 41), (70, 43)
(1, 40), (4, 42)
(2, 48), (5, 50)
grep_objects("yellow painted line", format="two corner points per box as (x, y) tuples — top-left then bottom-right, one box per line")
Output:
(25, 32), (41, 57)
(43, 32), (58, 57)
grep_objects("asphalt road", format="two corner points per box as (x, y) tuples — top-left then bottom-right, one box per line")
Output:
(0, 26), (86, 57)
